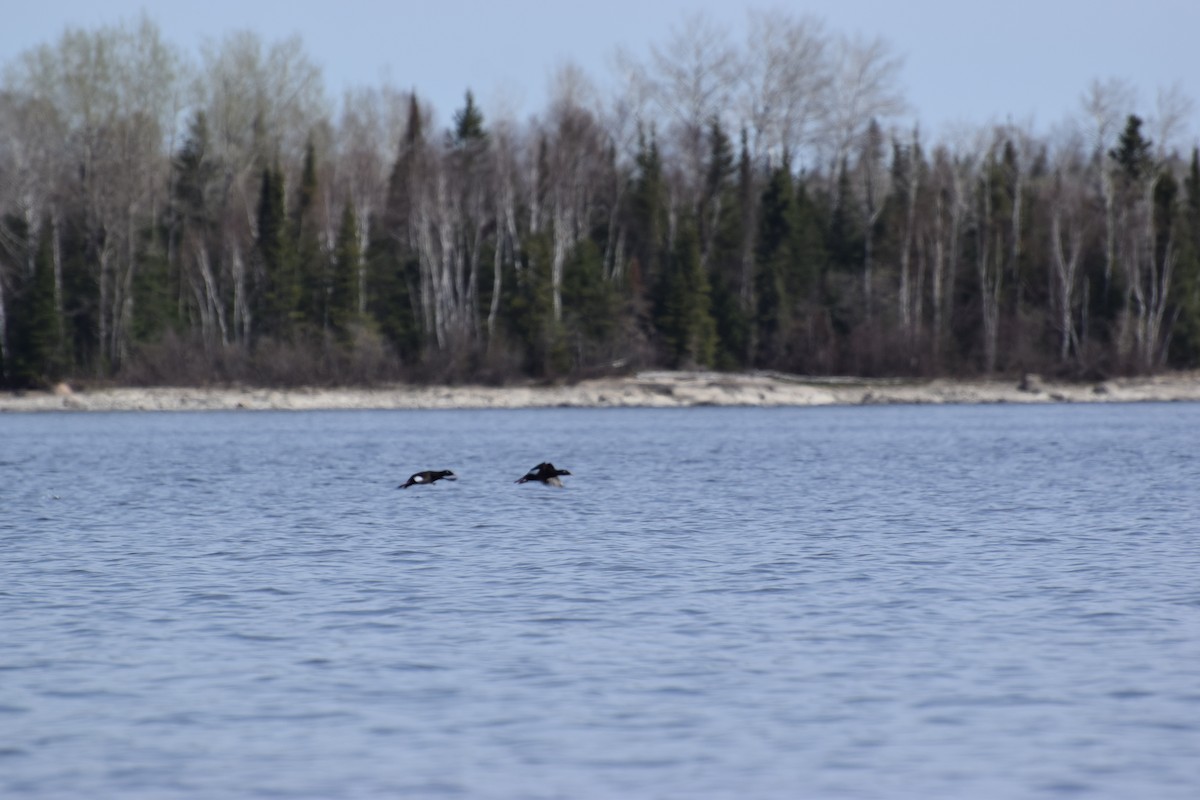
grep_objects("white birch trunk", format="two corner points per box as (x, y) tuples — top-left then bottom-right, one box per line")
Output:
(1050, 207), (1083, 363)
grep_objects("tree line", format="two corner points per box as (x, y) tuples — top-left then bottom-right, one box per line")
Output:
(1, 12), (1198, 389)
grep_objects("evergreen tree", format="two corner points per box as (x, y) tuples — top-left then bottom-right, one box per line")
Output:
(167, 110), (226, 346)
(657, 215), (717, 367)
(173, 112), (214, 226)
(827, 160), (864, 271)
(754, 160), (797, 366)
(700, 119), (750, 368)
(507, 231), (565, 375)
(371, 94), (426, 360)
(1110, 115), (1153, 185)
(256, 165), (294, 338)
(699, 118), (735, 260)
(293, 137), (325, 330)
(789, 174), (833, 371)
(628, 127), (668, 305)
(562, 237), (619, 363)
(452, 90), (487, 145)
(365, 220), (421, 363)
(330, 201), (363, 341)
(7, 221), (64, 387)
(1170, 149), (1200, 365)
(789, 175), (828, 307)
(131, 228), (176, 344)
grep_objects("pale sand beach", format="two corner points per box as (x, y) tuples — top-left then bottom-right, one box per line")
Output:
(3, 371), (1200, 412)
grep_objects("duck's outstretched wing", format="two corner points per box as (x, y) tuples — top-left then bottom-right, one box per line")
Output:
(516, 462), (548, 483)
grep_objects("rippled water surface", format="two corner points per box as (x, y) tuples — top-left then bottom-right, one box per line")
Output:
(3, 403), (1199, 798)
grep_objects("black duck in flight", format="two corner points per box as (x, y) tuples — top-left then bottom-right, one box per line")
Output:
(399, 470), (457, 489)
(515, 462), (572, 487)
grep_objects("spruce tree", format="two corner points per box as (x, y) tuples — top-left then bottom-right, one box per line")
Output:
(8, 221), (64, 387)
(562, 238), (618, 362)
(629, 127), (668, 304)
(256, 165), (294, 338)
(293, 138), (324, 330)
(754, 161), (797, 366)
(452, 90), (486, 145)
(701, 119), (750, 368)
(1110, 115), (1153, 185)
(330, 201), (362, 341)
(1170, 149), (1200, 365)
(658, 215), (717, 368)
(370, 94), (426, 360)
(507, 231), (564, 375)
(790, 175), (829, 304)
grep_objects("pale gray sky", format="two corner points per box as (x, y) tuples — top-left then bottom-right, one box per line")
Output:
(5, 0), (1199, 146)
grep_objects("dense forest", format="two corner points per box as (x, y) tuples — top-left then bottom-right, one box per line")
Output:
(1, 12), (1199, 389)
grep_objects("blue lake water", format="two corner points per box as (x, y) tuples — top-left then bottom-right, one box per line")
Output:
(2, 403), (1199, 799)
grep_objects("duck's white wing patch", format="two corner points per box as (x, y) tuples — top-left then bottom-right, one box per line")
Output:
(413, 475), (425, 482)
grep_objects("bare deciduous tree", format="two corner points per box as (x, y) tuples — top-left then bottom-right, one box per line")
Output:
(823, 33), (907, 177)
(624, 12), (741, 203)
(196, 31), (327, 341)
(740, 9), (830, 164)
(1046, 134), (1089, 363)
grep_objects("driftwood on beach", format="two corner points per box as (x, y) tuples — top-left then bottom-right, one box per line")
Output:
(3, 371), (1200, 413)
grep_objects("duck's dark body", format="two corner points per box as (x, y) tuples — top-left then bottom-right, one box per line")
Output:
(399, 469), (457, 489)
(515, 462), (572, 487)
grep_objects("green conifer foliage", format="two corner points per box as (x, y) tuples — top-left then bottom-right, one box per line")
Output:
(629, 128), (667, 302)
(754, 162), (797, 366)
(1110, 115), (1153, 185)
(508, 231), (565, 375)
(702, 120), (750, 369)
(330, 201), (362, 341)
(562, 237), (619, 366)
(658, 216), (717, 367)
(293, 138), (325, 330)
(256, 165), (295, 338)
(452, 90), (486, 144)
(8, 221), (64, 387)
(370, 94), (426, 361)
(1170, 149), (1200, 364)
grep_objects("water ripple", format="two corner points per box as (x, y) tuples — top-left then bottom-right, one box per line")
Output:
(2, 403), (1199, 799)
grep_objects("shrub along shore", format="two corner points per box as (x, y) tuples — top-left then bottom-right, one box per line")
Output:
(3, 371), (1200, 413)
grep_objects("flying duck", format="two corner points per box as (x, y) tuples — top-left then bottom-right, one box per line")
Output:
(515, 462), (572, 487)
(399, 469), (457, 489)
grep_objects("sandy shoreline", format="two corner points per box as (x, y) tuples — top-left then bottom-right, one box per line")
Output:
(3, 370), (1200, 412)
